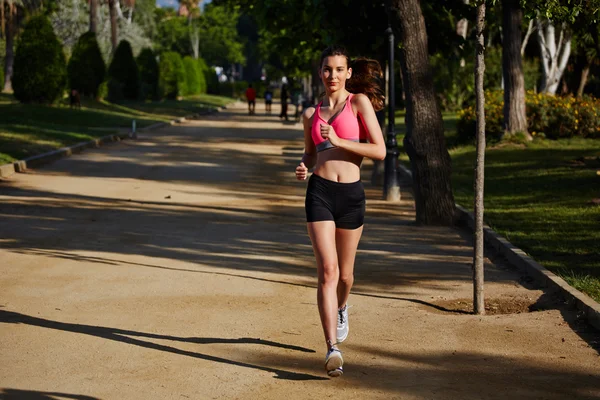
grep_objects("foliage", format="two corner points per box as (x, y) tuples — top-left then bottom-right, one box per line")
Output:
(68, 32), (106, 98)
(483, 46), (541, 91)
(12, 15), (67, 104)
(159, 51), (186, 99)
(198, 3), (245, 66)
(50, 0), (152, 63)
(457, 91), (600, 142)
(196, 57), (209, 94)
(137, 48), (160, 100)
(182, 56), (202, 95)
(107, 40), (139, 101)
(430, 53), (474, 112)
(154, 14), (190, 56)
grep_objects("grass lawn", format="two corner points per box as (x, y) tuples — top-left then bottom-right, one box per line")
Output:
(395, 109), (600, 302)
(0, 93), (234, 165)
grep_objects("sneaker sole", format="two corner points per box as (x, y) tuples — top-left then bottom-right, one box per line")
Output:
(325, 352), (343, 374)
(327, 367), (343, 377)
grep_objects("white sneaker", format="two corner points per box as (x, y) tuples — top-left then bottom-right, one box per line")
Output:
(325, 347), (343, 377)
(337, 305), (349, 343)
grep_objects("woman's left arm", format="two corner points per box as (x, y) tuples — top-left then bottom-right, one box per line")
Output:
(324, 94), (386, 160)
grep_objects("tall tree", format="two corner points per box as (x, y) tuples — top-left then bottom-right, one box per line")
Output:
(89, 0), (97, 32)
(108, 0), (117, 53)
(2, 0), (20, 92)
(502, 0), (530, 139)
(473, 0), (486, 315)
(386, 0), (456, 225)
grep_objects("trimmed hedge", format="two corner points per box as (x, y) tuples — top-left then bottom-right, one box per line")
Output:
(183, 56), (202, 95)
(107, 40), (139, 101)
(137, 48), (160, 100)
(12, 15), (67, 104)
(457, 91), (600, 142)
(159, 51), (186, 99)
(196, 57), (208, 94)
(68, 32), (106, 98)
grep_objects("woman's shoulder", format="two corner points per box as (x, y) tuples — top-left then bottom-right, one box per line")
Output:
(302, 106), (316, 121)
(350, 92), (370, 105)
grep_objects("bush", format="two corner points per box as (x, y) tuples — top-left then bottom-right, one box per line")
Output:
(12, 15), (67, 104)
(68, 32), (105, 98)
(205, 66), (220, 95)
(196, 57), (208, 94)
(159, 51), (186, 99)
(137, 48), (160, 100)
(107, 40), (139, 101)
(457, 91), (600, 142)
(182, 56), (201, 95)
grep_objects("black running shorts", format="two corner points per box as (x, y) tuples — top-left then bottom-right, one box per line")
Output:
(305, 173), (366, 230)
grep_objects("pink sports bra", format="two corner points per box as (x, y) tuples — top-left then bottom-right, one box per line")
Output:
(311, 93), (368, 152)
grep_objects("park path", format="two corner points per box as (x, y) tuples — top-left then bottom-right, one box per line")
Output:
(0, 101), (599, 400)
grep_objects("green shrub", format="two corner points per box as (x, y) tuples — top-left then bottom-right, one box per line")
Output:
(182, 56), (201, 95)
(196, 57), (208, 94)
(107, 40), (139, 101)
(137, 48), (160, 100)
(159, 51), (186, 99)
(12, 15), (67, 104)
(68, 32), (105, 98)
(0, 64), (4, 92)
(457, 91), (600, 142)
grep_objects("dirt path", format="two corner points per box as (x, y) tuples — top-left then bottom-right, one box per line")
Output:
(1, 102), (599, 399)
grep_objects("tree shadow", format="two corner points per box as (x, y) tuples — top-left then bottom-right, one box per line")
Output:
(0, 310), (325, 382)
(0, 388), (100, 400)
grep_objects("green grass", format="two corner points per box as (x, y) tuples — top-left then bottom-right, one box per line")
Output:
(395, 109), (600, 302)
(0, 93), (234, 164)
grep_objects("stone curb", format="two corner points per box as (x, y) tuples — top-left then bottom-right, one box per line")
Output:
(0, 108), (218, 179)
(397, 163), (600, 329)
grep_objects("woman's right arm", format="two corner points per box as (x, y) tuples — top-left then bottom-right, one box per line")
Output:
(296, 107), (317, 180)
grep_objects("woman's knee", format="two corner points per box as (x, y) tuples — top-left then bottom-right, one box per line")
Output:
(318, 262), (339, 286)
(339, 272), (354, 286)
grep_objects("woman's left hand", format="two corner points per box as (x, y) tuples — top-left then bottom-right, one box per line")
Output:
(320, 124), (341, 147)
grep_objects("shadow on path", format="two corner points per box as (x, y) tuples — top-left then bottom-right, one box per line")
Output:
(0, 310), (325, 381)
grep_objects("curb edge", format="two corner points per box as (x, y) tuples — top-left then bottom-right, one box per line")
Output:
(398, 162), (600, 330)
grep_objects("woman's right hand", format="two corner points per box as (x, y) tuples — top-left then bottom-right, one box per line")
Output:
(295, 162), (308, 180)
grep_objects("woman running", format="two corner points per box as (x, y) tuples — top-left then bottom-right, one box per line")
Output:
(295, 45), (386, 377)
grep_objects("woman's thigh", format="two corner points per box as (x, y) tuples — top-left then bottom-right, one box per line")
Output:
(307, 221), (338, 281)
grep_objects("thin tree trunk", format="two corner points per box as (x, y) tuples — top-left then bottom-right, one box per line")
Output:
(108, 0), (118, 54)
(387, 0), (456, 225)
(456, 0), (469, 67)
(537, 20), (572, 95)
(502, 0), (530, 139)
(89, 0), (97, 32)
(577, 60), (591, 97)
(521, 19), (534, 56)
(473, 1), (486, 316)
(3, 3), (14, 92)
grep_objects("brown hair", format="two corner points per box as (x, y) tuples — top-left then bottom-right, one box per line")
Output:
(319, 45), (385, 112)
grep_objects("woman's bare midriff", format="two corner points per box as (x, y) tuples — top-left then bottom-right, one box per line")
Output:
(313, 147), (363, 183)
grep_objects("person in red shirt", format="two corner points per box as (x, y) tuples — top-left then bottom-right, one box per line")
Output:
(245, 84), (257, 115)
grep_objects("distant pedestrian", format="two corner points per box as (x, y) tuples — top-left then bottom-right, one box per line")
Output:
(245, 84), (256, 115)
(279, 84), (289, 121)
(264, 88), (273, 114)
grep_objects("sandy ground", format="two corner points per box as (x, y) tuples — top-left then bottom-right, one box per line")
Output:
(0, 102), (599, 400)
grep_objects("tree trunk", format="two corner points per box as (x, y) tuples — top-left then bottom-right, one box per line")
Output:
(3, 4), (14, 92)
(537, 20), (572, 95)
(502, 0), (530, 139)
(89, 0), (98, 32)
(473, 2), (486, 316)
(576, 59), (591, 98)
(456, 0), (469, 67)
(386, 0), (456, 226)
(108, 0), (118, 54)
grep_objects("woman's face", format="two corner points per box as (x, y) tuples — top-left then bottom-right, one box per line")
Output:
(320, 55), (352, 92)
